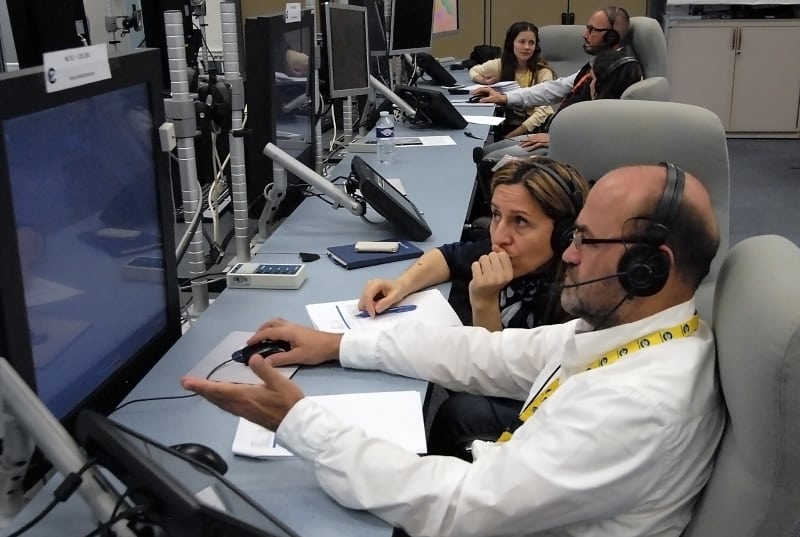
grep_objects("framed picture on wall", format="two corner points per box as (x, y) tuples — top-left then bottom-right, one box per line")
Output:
(432, 0), (458, 34)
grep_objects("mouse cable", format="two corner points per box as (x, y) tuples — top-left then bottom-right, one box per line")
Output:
(112, 359), (235, 414)
(82, 500), (150, 537)
(6, 458), (98, 537)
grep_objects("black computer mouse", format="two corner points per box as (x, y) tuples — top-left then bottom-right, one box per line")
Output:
(231, 339), (291, 364)
(171, 442), (228, 475)
(468, 94), (483, 103)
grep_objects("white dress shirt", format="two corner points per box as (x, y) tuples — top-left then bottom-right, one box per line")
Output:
(504, 71), (579, 109)
(277, 300), (724, 537)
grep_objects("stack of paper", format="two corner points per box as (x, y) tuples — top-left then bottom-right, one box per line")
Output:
(305, 288), (462, 333)
(232, 391), (428, 457)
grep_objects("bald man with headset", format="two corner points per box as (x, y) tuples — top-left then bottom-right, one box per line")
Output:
(474, 6), (633, 115)
(182, 163), (723, 537)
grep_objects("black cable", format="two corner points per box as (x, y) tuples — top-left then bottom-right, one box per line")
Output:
(82, 503), (149, 537)
(112, 359), (235, 413)
(192, 22), (218, 65)
(6, 459), (98, 537)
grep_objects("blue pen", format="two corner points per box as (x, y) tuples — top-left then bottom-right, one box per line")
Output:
(356, 304), (417, 318)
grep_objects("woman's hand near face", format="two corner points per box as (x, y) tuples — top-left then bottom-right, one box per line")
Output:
(468, 250), (514, 307)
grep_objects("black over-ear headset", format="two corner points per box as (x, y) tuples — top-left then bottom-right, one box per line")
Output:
(602, 6), (625, 47)
(617, 162), (685, 297)
(606, 56), (639, 75)
(511, 160), (584, 255)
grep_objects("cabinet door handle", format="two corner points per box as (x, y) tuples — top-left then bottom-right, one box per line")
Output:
(561, 12), (567, 25)
(731, 27), (737, 51)
(569, 12), (575, 24)
(736, 27), (743, 54)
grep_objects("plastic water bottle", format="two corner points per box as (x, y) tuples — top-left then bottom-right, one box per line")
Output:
(376, 110), (395, 165)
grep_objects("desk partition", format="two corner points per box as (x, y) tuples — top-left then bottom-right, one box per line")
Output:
(11, 90), (495, 537)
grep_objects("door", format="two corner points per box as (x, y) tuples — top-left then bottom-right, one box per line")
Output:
(729, 24), (800, 133)
(667, 24), (736, 128)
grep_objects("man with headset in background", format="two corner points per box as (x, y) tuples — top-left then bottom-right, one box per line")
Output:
(475, 6), (634, 151)
(182, 163), (723, 537)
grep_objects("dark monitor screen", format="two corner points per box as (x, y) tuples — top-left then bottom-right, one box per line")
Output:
(347, 0), (390, 83)
(0, 49), (181, 428)
(5, 0), (90, 69)
(244, 10), (315, 219)
(76, 410), (301, 537)
(389, 0), (434, 55)
(394, 84), (468, 129)
(351, 156), (431, 241)
(324, 3), (371, 99)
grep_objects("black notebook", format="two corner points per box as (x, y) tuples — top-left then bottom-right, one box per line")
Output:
(327, 240), (423, 270)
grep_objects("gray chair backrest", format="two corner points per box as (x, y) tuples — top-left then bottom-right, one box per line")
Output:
(628, 16), (667, 78)
(621, 76), (670, 101)
(682, 234), (800, 537)
(548, 100), (730, 320)
(537, 24), (591, 79)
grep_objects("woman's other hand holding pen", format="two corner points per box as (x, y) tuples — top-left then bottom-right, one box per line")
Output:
(357, 278), (409, 317)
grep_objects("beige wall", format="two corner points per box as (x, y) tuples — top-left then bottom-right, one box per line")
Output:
(236, 0), (648, 59)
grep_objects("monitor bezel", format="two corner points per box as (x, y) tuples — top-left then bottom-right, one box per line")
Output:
(324, 3), (371, 99)
(243, 9), (316, 219)
(394, 84), (468, 130)
(351, 156), (432, 242)
(75, 410), (302, 537)
(388, 0), (435, 56)
(0, 48), (182, 433)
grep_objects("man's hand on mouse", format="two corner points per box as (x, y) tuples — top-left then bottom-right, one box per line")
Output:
(246, 318), (343, 368)
(181, 355), (305, 431)
(471, 86), (507, 105)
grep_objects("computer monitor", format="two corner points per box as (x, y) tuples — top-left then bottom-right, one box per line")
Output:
(5, 0), (90, 68)
(243, 9), (316, 219)
(323, 3), (370, 99)
(0, 47), (181, 439)
(389, 0), (435, 56)
(394, 84), (468, 129)
(76, 410), (301, 537)
(351, 157), (432, 241)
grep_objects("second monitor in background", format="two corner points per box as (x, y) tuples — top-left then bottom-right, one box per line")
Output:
(320, 2), (371, 100)
(389, 0), (435, 56)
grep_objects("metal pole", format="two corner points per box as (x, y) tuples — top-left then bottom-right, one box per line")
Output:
(220, 1), (250, 262)
(164, 10), (209, 313)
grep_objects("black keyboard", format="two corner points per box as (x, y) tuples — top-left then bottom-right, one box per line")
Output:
(175, 182), (231, 223)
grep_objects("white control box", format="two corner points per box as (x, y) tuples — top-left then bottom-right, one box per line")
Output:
(226, 262), (307, 290)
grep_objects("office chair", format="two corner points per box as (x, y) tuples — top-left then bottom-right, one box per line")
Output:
(537, 24), (591, 79)
(548, 99), (730, 320)
(681, 234), (800, 537)
(618, 17), (669, 101)
(627, 16), (668, 78)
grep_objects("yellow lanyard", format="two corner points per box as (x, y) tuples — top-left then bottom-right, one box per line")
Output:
(497, 314), (699, 443)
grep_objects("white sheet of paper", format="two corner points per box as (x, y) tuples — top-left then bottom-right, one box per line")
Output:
(463, 115), (505, 126)
(306, 288), (462, 333)
(415, 136), (456, 146)
(232, 391), (427, 457)
(185, 331), (298, 383)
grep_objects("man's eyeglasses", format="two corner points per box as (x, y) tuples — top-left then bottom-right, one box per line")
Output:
(567, 228), (648, 250)
(585, 25), (613, 34)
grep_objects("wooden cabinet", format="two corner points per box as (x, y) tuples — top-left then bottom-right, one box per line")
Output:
(667, 20), (800, 136)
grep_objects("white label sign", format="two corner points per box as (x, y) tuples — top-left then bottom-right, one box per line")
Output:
(43, 44), (111, 93)
(285, 2), (301, 23)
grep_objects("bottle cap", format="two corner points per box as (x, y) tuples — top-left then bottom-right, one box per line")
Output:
(379, 111), (389, 117)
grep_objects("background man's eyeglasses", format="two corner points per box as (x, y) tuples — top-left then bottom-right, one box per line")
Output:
(586, 25), (612, 33)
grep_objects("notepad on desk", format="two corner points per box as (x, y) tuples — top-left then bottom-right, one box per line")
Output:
(232, 391), (427, 458)
(326, 239), (423, 270)
(305, 288), (462, 333)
